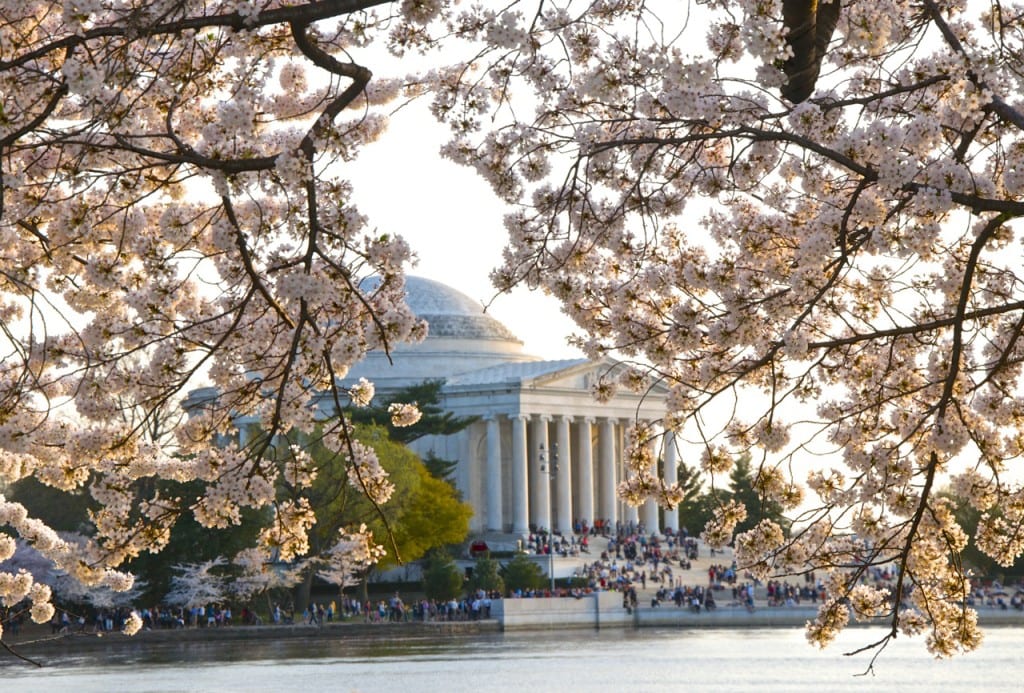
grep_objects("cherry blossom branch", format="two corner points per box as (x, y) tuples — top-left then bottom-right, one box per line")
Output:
(592, 128), (1024, 216)
(0, 0), (394, 72)
(221, 195), (297, 330)
(0, 79), (68, 149)
(290, 21), (373, 132)
(108, 136), (278, 175)
(942, 214), (1010, 408)
(0, 638), (42, 668)
(921, 0), (1024, 131)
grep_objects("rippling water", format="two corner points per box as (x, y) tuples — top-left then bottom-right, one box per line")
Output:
(2, 626), (1019, 692)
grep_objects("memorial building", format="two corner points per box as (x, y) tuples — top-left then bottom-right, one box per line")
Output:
(340, 277), (680, 540)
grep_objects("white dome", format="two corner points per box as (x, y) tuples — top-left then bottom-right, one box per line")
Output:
(402, 276), (521, 343)
(346, 276), (540, 389)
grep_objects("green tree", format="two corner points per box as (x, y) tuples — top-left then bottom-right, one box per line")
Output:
(387, 468), (474, 565)
(421, 548), (464, 602)
(467, 553), (504, 596)
(679, 454), (791, 543)
(727, 455), (790, 537)
(290, 423), (471, 610)
(674, 462), (711, 536)
(683, 494), (721, 540)
(349, 380), (479, 445)
(500, 552), (546, 594)
(421, 452), (459, 487)
(303, 424), (471, 571)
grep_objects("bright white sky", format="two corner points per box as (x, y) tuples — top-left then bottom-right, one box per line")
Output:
(348, 100), (583, 361)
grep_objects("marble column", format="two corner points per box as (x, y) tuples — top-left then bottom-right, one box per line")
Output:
(460, 426), (474, 522)
(511, 414), (529, 535)
(599, 418), (617, 528)
(530, 415), (552, 532)
(622, 422), (640, 529)
(235, 415), (258, 448)
(485, 415), (503, 532)
(663, 430), (680, 533)
(576, 417), (595, 529)
(641, 423), (660, 535)
(555, 415), (573, 534)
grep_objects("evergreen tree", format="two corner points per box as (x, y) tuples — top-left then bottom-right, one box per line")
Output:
(467, 553), (504, 595)
(680, 455), (791, 542)
(422, 452), (459, 487)
(727, 455), (789, 537)
(500, 552), (546, 594)
(674, 461), (711, 536)
(348, 379), (476, 489)
(421, 548), (464, 602)
(349, 380), (479, 445)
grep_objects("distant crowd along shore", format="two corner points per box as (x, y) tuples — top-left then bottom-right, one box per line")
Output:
(5, 528), (1024, 637)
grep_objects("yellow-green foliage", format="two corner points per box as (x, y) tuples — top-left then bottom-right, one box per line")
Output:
(306, 424), (472, 570)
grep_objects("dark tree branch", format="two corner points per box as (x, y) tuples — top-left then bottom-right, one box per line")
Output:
(0, 0), (394, 72)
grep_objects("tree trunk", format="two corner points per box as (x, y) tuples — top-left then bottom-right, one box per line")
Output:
(358, 574), (369, 604)
(293, 570), (313, 617)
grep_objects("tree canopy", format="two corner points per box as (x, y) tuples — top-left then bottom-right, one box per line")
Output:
(500, 552), (547, 595)
(467, 553), (505, 596)
(2, 0), (1024, 663)
(425, 0), (1024, 660)
(312, 424), (471, 572)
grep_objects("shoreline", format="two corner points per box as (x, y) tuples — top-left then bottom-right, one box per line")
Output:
(6, 602), (1024, 659)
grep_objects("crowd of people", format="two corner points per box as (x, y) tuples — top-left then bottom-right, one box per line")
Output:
(13, 525), (1024, 643)
(968, 581), (1024, 610)
(273, 590), (504, 626)
(543, 528), (745, 612)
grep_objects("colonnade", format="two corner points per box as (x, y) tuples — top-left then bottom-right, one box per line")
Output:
(481, 413), (680, 537)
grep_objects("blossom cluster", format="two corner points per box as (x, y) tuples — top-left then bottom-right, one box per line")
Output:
(408, 0), (1024, 660)
(1, 496), (136, 632)
(0, 0), (436, 643)
(315, 524), (387, 587)
(345, 441), (395, 506)
(257, 499), (317, 564)
(387, 402), (423, 428)
(4, 0), (1024, 664)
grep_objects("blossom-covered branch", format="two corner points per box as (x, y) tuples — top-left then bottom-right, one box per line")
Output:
(418, 0), (1024, 659)
(0, 0), (433, 642)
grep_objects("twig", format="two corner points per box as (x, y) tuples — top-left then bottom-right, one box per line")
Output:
(0, 638), (44, 668)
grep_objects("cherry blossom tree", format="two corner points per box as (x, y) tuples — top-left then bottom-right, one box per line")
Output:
(1, 536), (147, 608)
(416, 0), (1024, 662)
(0, 0), (430, 645)
(164, 558), (230, 610)
(5, 0), (1024, 667)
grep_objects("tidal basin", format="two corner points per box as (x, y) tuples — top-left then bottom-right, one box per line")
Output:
(3, 626), (1020, 692)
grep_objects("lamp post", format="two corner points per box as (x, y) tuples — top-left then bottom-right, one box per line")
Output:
(539, 442), (559, 593)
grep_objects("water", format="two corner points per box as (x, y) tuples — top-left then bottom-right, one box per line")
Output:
(1, 627), (1019, 692)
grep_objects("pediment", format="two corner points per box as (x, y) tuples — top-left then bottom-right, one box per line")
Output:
(523, 357), (671, 396)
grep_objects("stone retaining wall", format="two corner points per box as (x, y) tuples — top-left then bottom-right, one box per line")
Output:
(495, 595), (1024, 630)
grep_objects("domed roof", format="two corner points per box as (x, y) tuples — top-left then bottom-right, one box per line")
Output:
(403, 276), (520, 343)
(345, 276), (538, 389)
